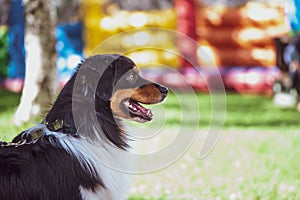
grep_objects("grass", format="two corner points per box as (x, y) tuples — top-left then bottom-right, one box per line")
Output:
(146, 91), (300, 129)
(0, 90), (27, 141)
(129, 129), (300, 199)
(0, 89), (300, 199)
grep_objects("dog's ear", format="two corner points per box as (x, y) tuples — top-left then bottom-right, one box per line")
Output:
(74, 55), (119, 101)
(96, 65), (115, 101)
(80, 74), (89, 97)
(75, 54), (135, 102)
(74, 66), (99, 102)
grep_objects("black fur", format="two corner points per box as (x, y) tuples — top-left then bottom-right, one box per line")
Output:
(0, 54), (168, 200)
(0, 135), (102, 200)
(45, 54), (135, 148)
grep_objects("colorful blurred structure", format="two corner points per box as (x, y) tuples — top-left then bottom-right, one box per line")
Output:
(285, 0), (300, 32)
(55, 22), (83, 84)
(194, 1), (289, 94)
(0, 0), (9, 78)
(196, 2), (289, 67)
(175, 0), (198, 68)
(0, 0), (25, 92)
(0, 0), (299, 95)
(7, 0), (25, 79)
(81, 0), (178, 68)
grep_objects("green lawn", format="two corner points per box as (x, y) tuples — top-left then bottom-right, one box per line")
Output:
(0, 89), (300, 199)
(0, 90), (26, 141)
(129, 129), (300, 200)
(148, 90), (300, 129)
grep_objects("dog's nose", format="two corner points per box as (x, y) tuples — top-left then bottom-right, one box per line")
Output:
(159, 85), (168, 95)
(155, 84), (168, 100)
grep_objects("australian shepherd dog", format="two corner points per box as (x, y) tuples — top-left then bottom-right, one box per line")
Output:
(0, 54), (168, 200)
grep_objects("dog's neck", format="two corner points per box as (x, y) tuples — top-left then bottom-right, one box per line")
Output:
(44, 74), (77, 134)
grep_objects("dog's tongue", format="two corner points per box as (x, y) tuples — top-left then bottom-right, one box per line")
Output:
(129, 100), (153, 120)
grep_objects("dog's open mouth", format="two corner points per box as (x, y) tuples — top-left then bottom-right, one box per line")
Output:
(123, 99), (153, 122)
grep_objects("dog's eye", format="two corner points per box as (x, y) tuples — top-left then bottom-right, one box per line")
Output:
(127, 74), (134, 82)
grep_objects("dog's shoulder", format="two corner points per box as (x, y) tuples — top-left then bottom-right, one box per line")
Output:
(0, 124), (104, 199)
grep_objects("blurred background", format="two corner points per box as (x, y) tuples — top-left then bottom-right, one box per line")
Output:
(1, 0), (300, 199)
(0, 0), (298, 94)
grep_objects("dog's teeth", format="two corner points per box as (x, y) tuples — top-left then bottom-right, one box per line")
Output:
(129, 104), (137, 111)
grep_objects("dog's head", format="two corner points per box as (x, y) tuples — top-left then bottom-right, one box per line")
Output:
(77, 54), (168, 123)
(108, 59), (168, 123)
(45, 54), (167, 148)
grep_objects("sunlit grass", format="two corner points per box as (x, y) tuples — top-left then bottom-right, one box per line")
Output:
(129, 130), (300, 199)
(0, 90), (25, 141)
(149, 91), (300, 129)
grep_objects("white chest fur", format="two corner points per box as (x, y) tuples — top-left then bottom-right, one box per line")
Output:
(27, 125), (132, 200)
(78, 140), (132, 200)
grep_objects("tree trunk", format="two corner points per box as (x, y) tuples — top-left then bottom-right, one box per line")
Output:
(14, 0), (57, 125)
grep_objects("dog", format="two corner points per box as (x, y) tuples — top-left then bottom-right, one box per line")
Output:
(0, 54), (168, 200)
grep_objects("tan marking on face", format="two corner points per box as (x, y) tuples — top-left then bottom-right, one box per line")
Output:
(110, 88), (135, 119)
(131, 84), (163, 104)
(110, 84), (164, 119)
